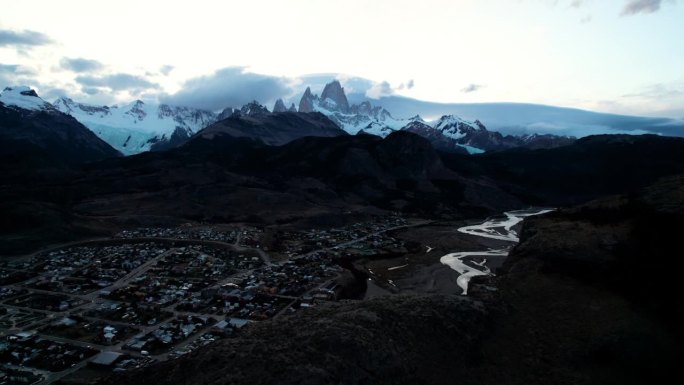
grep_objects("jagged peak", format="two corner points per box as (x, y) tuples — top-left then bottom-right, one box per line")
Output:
(273, 98), (288, 113)
(432, 114), (477, 129)
(240, 100), (270, 116)
(320, 80), (350, 113)
(299, 87), (318, 113)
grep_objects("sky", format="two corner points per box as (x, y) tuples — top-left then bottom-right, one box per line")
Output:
(0, 0), (682, 117)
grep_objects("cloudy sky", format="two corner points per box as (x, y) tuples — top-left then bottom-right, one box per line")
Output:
(1, 0), (682, 117)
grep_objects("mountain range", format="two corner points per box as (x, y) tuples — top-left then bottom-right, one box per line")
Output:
(52, 96), (216, 155)
(0, 80), (562, 156)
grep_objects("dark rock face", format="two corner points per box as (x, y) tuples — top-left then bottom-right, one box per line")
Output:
(19, 89), (39, 97)
(320, 80), (350, 113)
(298, 87), (316, 113)
(149, 126), (193, 151)
(125, 100), (147, 121)
(287, 103), (297, 112)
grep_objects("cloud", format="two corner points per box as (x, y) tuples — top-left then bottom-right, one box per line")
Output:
(82, 87), (101, 95)
(160, 67), (291, 110)
(0, 64), (20, 74)
(0, 64), (37, 88)
(366, 81), (393, 99)
(461, 84), (484, 93)
(75, 73), (160, 94)
(0, 29), (53, 47)
(160, 65), (174, 76)
(365, 79), (415, 99)
(60, 57), (104, 73)
(621, 0), (668, 15)
(623, 82), (684, 99)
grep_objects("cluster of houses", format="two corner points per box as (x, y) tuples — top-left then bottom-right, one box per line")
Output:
(116, 227), (239, 243)
(124, 315), (215, 355)
(26, 243), (168, 294)
(83, 301), (173, 327)
(0, 215), (412, 382)
(0, 332), (97, 372)
(38, 315), (139, 346)
(265, 216), (409, 258)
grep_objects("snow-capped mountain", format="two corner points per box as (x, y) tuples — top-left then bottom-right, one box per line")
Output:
(0, 86), (121, 163)
(0, 86), (55, 112)
(293, 80), (574, 153)
(298, 81), (408, 137)
(53, 97), (217, 155)
(403, 114), (575, 153)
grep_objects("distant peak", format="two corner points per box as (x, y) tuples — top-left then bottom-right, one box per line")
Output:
(240, 100), (270, 116)
(273, 98), (287, 113)
(299, 87), (318, 113)
(321, 80), (350, 113)
(3, 86), (39, 97)
(0, 86), (53, 111)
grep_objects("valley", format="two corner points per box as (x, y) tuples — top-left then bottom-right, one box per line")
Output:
(3, 74), (684, 385)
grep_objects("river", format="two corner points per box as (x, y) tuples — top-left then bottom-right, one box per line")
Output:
(440, 208), (554, 295)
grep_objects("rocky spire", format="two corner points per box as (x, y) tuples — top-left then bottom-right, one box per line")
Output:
(320, 80), (350, 113)
(299, 87), (317, 113)
(273, 98), (287, 113)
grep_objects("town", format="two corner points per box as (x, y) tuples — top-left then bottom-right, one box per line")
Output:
(0, 215), (419, 384)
